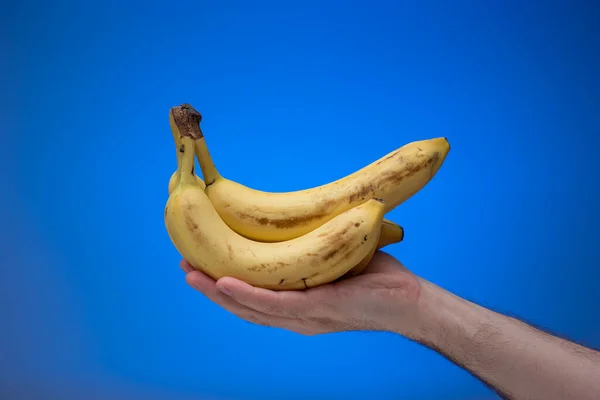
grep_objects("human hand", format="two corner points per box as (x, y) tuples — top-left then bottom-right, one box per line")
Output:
(180, 251), (426, 338)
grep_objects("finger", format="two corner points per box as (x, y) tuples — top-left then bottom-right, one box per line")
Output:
(180, 259), (194, 274)
(185, 269), (217, 292)
(186, 271), (310, 332)
(215, 277), (311, 319)
(186, 271), (268, 322)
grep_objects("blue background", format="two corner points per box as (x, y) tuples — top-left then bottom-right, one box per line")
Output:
(2, 1), (599, 399)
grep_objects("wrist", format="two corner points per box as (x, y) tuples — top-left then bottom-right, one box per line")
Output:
(398, 278), (488, 347)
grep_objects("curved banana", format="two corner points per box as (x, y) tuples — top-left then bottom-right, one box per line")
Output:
(167, 110), (405, 254)
(168, 172), (395, 277)
(167, 170), (404, 251)
(170, 104), (450, 242)
(165, 133), (387, 290)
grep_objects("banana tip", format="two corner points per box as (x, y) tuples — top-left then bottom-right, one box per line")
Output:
(437, 136), (450, 153)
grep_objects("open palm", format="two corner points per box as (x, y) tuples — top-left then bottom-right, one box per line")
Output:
(181, 251), (424, 336)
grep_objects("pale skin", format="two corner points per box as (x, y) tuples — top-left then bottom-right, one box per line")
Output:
(181, 251), (600, 400)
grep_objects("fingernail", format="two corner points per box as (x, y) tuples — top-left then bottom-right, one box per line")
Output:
(218, 286), (232, 296)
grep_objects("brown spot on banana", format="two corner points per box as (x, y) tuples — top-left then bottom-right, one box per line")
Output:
(235, 208), (332, 229)
(315, 240), (360, 272)
(321, 235), (348, 262)
(247, 261), (289, 273)
(226, 244), (234, 260)
(247, 263), (267, 272)
(340, 241), (363, 262)
(322, 248), (339, 261)
(303, 241), (364, 288)
(319, 222), (357, 248)
(348, 184), (377, 203)
(229, 196), (340, 229)
(185, 215), (199, 232)
(348, 152), (441, 204)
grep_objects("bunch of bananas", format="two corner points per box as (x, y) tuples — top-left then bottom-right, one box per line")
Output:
(164, 104), (450, 290)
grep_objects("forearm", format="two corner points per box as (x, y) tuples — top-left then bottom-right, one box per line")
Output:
(407, 280), (600, 400)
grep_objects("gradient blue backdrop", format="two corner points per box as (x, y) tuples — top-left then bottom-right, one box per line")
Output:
(2, 1), (599, 399)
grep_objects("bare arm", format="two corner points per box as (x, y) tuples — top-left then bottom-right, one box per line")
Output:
(181, 252), (600, 399)
(411, 280), (600, 400)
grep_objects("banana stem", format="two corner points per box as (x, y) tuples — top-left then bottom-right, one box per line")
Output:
(170, 104), (204, 187)
(179, 137), (197, 186)
(169, 111), (183, 172)
(169, 103), (221, 185)
(194, 138), (220, 185)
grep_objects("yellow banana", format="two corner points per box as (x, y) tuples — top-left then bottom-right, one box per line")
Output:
(165, 132), (387, 290)
(376, 219), (405, 249)
(171, 104), (450, 242)
(345, 218), (405, 277)
(166, 107), (405, 258)
(168, 170), (204, 191)
(167, 170), (404, 251)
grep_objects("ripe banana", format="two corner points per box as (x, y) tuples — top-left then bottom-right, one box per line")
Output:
(172, 104), (450, 242)
(166, 107), (404, 256)
(167, 105), (405, 255)
(165, 132), (387, 290)
(167, 170), (404, 252)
